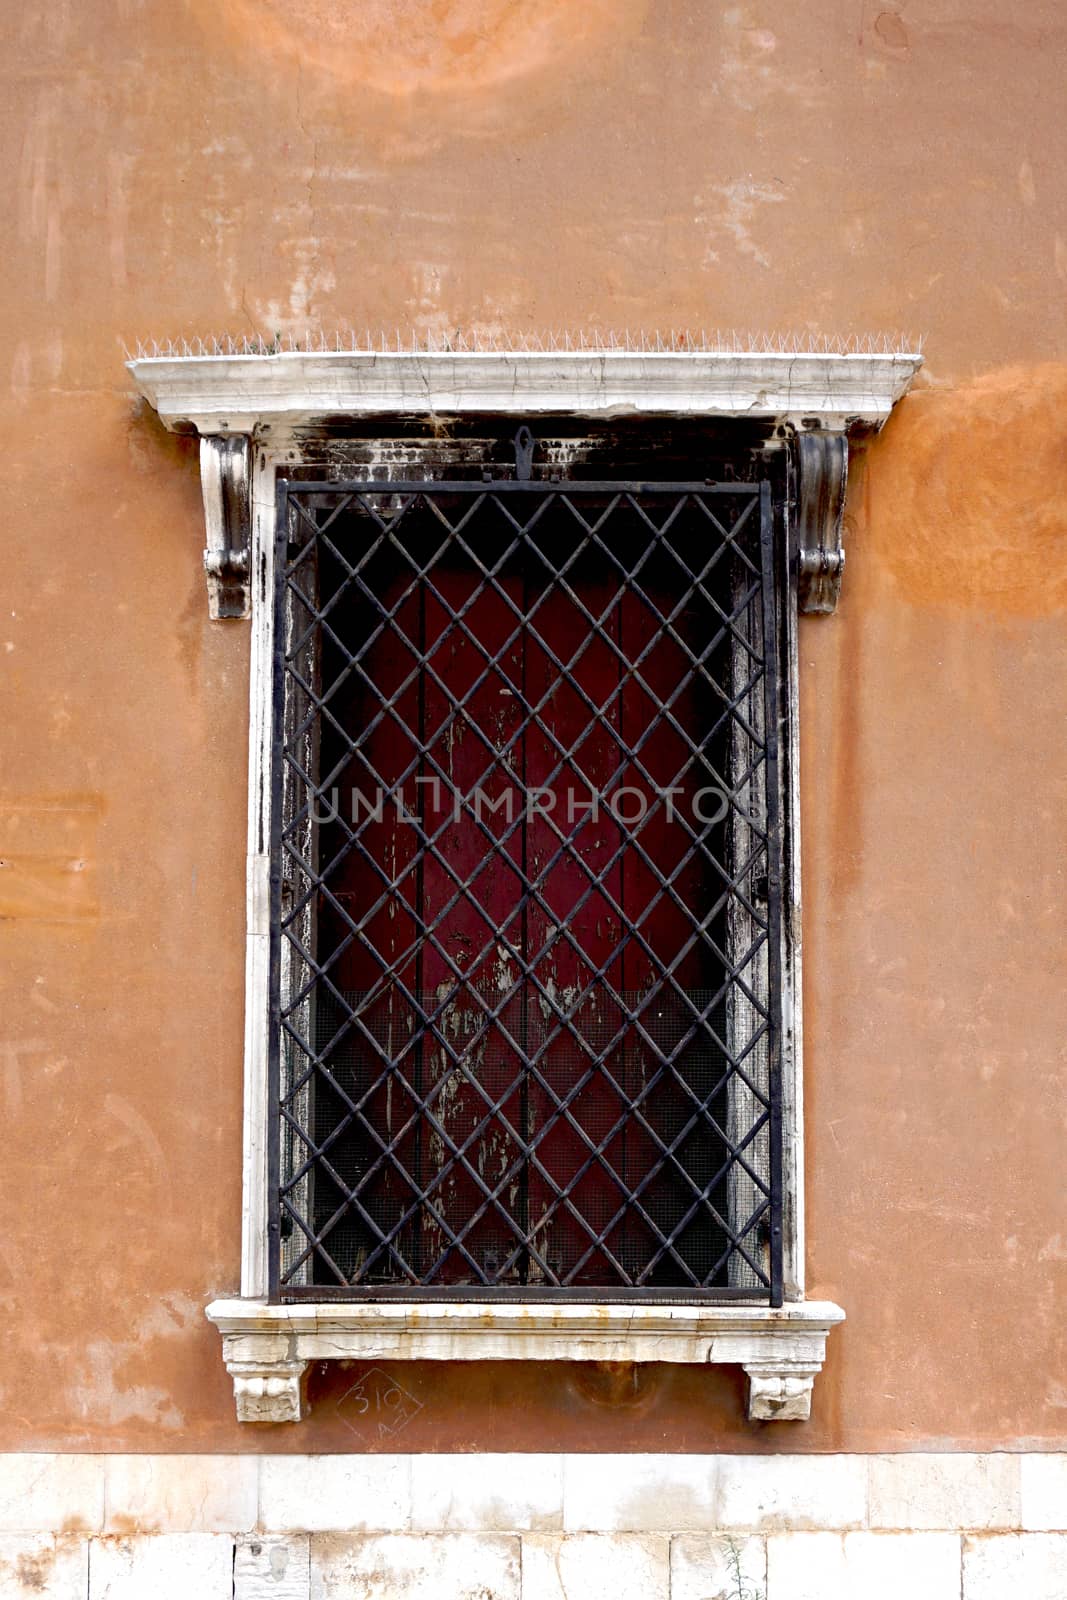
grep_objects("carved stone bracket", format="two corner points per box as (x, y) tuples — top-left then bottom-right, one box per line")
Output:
(227, 1358), (309, 1424)
(744, 1359), (824, 1422)
(796, 431), (849, 614)
(199, 435), (251, 619)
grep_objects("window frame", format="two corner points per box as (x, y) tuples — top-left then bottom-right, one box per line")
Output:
(225, 431), (816, 1422)
(128, 344), (923, 1421)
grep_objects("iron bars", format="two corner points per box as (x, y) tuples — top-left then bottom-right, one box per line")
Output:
(269, 469), (783, 1303)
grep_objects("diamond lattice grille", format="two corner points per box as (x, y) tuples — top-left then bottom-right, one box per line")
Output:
(270, 475), (782, 1299)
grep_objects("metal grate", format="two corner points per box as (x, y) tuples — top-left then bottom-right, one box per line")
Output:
(269, 462), (783, 1302)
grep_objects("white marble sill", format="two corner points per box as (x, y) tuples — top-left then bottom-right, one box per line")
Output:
(204, 1297), (845, 1424)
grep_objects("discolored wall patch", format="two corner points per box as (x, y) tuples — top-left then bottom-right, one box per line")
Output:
(864, 364), (1067, 615)
(0, 794), (104, 925)
(196, 0), (648, 96)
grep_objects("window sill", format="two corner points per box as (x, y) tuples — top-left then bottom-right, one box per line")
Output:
(205, 1298), (845, 1425)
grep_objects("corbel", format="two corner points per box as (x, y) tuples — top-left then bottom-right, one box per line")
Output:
(796, 431), (849, 614)
(227, 1356), (308, 1424)
(199, 435), (252, 619)
(744, 1358), (824, 1422)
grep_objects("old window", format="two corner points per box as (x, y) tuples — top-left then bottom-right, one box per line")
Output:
(128, 340), (921, 1421)
(272, 427), (781, 1303)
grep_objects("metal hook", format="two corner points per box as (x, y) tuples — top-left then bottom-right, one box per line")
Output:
(513, 425), (536, 482)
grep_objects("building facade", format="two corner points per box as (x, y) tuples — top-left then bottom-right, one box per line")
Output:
(2, 2), (1066, 1596)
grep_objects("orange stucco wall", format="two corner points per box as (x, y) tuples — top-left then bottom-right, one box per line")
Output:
(1, 0), (1065, 1453)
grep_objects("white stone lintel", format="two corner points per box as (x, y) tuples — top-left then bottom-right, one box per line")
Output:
(127, 349), (922, 435)
(205, 1298), (844, 1424)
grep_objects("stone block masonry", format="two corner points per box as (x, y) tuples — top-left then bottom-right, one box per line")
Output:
(0, 1453), (1062, 1598)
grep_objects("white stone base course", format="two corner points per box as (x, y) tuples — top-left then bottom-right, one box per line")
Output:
(1021, 1454), (1067, 1530)
(259, 1455), (409, 1533)
(105, 1452), (258, 1534)
(671, 1534), (767, 1600)
(308, 1533), (521, 1600)
(963, 1533), (1067, 1600)
(411, 1454), (563, 1532)
(235, 1536), (311, 1600)
(765, 1531), (961, 1600)
(521, 1533), (668, 1600)
(0, 1536), (87, 1600)
(0, 1456), (103, 1533)
(0, 1453), (1061, 1596)
(562, 1454), (717, 1532)
(868, 1452), (1019, 1531)
(88, 1533), (234, 1599)
(717, 1454), (868, 1531)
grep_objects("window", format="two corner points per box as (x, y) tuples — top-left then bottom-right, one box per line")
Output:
(128, 341), (921, 1421)
(271, 427), (782, 1303)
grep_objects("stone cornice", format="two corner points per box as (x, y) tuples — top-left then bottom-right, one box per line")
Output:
(127, 349), (922, 435)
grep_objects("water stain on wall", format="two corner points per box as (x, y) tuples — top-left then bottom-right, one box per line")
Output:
(874, 9), (910, 54)
(197, 0), (648, 96)
(866, 364), (1067, 615)
(0, 794), (103, 925)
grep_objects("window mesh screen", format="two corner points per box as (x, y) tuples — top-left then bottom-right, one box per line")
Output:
(270, 475), (783, 1300)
